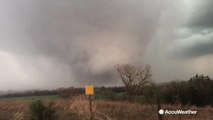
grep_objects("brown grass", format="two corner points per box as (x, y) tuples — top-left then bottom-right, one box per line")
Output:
(0, 97), (212, 120)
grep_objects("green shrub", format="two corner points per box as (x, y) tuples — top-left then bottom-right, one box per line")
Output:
(28, 100), (55, 120)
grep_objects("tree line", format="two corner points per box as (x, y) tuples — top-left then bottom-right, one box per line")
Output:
(1, 64), (212, 107)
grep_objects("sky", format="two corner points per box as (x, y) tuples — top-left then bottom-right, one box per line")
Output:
(0, 0), (213, 90)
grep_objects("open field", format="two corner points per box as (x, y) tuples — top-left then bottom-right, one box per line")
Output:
(0, 96), (212, 120)
(0, 95), (59, 102)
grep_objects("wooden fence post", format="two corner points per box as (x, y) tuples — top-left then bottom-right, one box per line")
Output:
(89, 95), (93, 120)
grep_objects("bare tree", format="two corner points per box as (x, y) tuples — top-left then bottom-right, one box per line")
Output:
(116, 64), (151, 96)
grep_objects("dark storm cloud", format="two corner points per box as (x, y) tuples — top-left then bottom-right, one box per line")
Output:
(2, 0), (213, 90)
(184, 40), (213, 57)
(170, 38), (213, 59)
(0, 0), (159, 55)
(0, 0), (165, 89)
(170, 0), (213, 59)
(187, 0), (213, 29)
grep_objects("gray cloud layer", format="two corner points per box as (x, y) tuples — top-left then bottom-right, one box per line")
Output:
(0, 0), (213, 90)
(169, 0), (213, 58)
(187, 0), (213, 29)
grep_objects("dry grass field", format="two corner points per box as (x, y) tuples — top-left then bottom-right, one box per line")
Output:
(0, 96), (212, 120)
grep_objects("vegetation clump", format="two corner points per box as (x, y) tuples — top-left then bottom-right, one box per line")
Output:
(28, 100), (55, 120)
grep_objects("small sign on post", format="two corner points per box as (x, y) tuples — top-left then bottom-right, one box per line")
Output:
(85, 86), (94, 95)
(85, 85), (94, 120)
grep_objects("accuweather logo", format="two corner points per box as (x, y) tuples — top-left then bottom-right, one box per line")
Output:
(159, 109), (197, 115)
